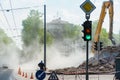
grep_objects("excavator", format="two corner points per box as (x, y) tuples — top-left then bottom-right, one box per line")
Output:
(92, 0), (116, 52)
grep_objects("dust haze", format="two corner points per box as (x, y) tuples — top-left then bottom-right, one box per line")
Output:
(0, 40), (94, 70)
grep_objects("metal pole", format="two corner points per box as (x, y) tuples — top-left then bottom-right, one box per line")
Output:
(97, 35), (100, 80)
(86, 41), (89, 80)
(44, 4), (46, 69)
(98, 49), (100, 80)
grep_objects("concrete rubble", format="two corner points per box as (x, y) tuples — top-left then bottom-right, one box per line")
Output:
(53, 45), (120, 74)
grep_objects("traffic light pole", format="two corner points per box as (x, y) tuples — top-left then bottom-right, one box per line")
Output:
(82, 13), (92, 80)
(86, 14), (90, 80)
(86, 41), (89, 80)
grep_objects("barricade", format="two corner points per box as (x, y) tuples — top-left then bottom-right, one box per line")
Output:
(18, 67), (22, 75)
(30, 73), (34, 79)
(17, 67), (35, 80)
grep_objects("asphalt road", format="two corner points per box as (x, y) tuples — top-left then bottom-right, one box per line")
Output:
(0, 68), (15, 80)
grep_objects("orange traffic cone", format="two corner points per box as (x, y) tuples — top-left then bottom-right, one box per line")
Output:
(22, 72), (24, 77)
(30, 73), (34, 79)
(18, 67), (21, 75)
(25, 73), (28, 78)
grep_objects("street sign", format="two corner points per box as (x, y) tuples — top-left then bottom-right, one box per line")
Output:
(80, 0), (96, 14)
(48, 71), (59, 80)
(35, 70), (46, 80)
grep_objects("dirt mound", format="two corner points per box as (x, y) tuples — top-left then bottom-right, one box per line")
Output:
(53, 46), (120, 74)
(79, 45), (120, 73)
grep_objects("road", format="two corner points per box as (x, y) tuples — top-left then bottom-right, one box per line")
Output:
(0, 68), (15, 80)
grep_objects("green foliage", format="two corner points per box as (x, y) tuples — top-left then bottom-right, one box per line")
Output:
(22, 10), (43, 46)
(100, 28), (111, 46)
(0, 29), (12, 44)
(114, 32), (120, 45)
(37, 28), (53, 46)
(63, 23), (80, 39)
(22, 10), (53, 46)
(46, 32), (53, 45)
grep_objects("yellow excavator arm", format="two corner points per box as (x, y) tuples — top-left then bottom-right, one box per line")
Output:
(92, 0), (116, 53)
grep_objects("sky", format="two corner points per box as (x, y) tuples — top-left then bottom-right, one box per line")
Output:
(0, 0), (120, 48)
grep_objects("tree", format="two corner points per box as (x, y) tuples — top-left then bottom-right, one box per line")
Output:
(22, 10), (53, 46)
(0, 28), (21, 57)
(63, 23), (80, 39)
(113, 31), (120, 45)
(21, 10), (53, 61)
(100, 28), (111, 46)
(0, 29), (13, 44)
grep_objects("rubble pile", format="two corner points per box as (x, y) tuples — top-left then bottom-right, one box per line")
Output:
(79, 45), (120, 73)
(54, 45), (120, 74)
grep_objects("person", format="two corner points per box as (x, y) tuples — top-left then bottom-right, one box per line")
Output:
(38, 60), (45, 70)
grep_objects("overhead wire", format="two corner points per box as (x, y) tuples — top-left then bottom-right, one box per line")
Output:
(0, 0), (44, 47)
(9, 0), (24, 48)
(0, 0), (21, 46)
(9, 0), (19, 39)
(9, 0), (17, 28)
(0, 3), (11, 29)
(0, 2), (15, 37)
(0, 15), (6, 28)
(0, 6), (41, 11)
(8, 0), (42, 47)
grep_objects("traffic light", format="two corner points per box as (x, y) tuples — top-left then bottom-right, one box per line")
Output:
(82, 20), (92, 41)
(99, 42), (103, 50)
(94, 42), (98, 51)
(94, 42), (103, 51)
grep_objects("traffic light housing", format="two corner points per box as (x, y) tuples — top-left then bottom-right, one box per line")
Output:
(99, 42), (103, 50)
(94, 42), (98, 51)
(82, 21), (92, 41)
(94, 42), (103, 51)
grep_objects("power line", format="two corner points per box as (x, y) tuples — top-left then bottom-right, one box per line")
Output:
(0, 6), (41, 11)
(0, 0), (44, 46)
(0, 2), (20, 43)
(0, 3), (11, 28)
(0, 2), (16, 38)
(0, 16), (6, 28)
(9, 0), (18, 35)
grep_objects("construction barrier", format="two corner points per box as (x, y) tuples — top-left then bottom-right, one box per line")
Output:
(17, 67), (35, 80)
(25, 73), (28, 78)
(30, 73), (34, 79)
(18, 67), (22, 75)
(22, 72), (24, 77)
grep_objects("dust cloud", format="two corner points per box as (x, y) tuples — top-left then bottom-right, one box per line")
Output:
(0, 43), (20, 69)
(46, 45), (94, 69)
(0, 41), (94, 71)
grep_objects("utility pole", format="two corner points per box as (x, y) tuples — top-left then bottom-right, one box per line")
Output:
(44, 4), (46, 69)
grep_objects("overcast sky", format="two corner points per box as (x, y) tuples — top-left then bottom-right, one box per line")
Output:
(0, 0), (120, 48)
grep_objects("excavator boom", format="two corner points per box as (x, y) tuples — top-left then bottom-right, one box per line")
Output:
(108, 0), (116, 45)
(92, 0), (116, 52)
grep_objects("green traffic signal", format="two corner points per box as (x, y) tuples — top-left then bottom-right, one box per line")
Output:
(82, 20), (92, 41)
(85, 35), (91, 40)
